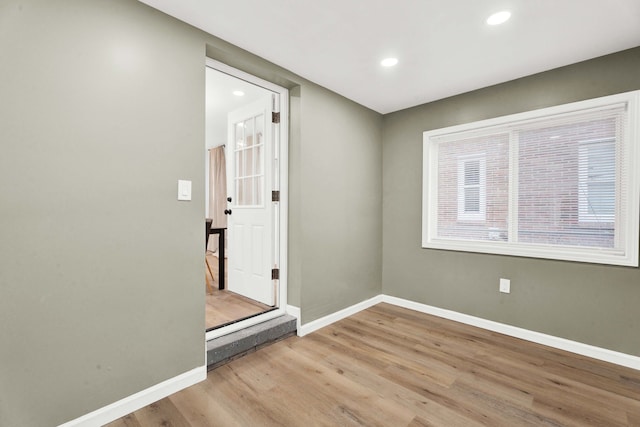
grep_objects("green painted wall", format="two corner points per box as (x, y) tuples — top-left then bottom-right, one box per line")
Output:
(0, 0), (383, 424)
(382, 47), (640, 356)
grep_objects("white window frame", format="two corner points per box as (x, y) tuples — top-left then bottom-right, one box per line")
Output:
(457, 155), (486, 221)
(422, 90), (640, 267)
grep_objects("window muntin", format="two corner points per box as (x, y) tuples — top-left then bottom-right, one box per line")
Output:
(422, 91), (640, 266)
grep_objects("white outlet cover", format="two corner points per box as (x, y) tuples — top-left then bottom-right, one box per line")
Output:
(499, 278), (510, 293)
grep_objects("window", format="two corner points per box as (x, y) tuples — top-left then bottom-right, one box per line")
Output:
(422, 90), (640, 266)
(234, 114), (265, 206)
(457, 155), (486, 221)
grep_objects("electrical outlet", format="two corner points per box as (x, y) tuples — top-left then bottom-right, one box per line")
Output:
(499, 278), (511, 294)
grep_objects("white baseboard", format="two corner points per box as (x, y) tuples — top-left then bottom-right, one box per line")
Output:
(58, 365), (206, 427)
(295, 294), (640, 371)
(297, 295), (383, 336)
(383, 295), (640, 371)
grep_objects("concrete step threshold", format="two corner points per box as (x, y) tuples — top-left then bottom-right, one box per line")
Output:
(206, 314), (297, 370)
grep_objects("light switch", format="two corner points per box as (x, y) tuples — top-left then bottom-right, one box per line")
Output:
(499, 278), (510, 294)
(178, 180), (192, 201)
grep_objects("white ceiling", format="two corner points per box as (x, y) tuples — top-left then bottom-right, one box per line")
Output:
(140, 0), (640, 114)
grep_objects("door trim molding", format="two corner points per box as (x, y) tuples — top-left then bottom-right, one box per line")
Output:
(204, 58), (289, 341)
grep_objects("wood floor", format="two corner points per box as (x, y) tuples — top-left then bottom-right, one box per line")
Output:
(205, 253), (272, 330)
(205, 290), (272, 330)
(107, 303), (640, 426)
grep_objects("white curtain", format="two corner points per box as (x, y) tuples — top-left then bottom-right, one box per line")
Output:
(207, 146), (227, 253)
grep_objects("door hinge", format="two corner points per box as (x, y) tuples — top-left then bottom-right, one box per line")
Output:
(272, 190), (280, 202)
(272, 112), (280, 124)
(271, 268), (280, 280)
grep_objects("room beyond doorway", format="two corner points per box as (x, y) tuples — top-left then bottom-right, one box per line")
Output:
(205, 58), (289, 341)
(204, 252), (275, 331)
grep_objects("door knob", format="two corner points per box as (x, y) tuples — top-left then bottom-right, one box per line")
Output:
(227, 197), (232, 202)
(224, 209), (232, 215)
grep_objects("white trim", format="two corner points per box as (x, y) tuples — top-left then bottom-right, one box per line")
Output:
(277, 90), (289, 319)
(295, 294), (640, 371)
(206, 307), (286, 340)
(381, 295), (640, 371)
(58, 366), (206, 427)
(297, 295), (383, 336)
(205, 58), (287, 95)
(204, 57), (289, 341)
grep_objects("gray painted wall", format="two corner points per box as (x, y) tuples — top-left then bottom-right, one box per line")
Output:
(0, 0), (383, 424)
(4, 0), (635, 424)
(0, 1), (207, 425)
(382, 47), (640, 357)
(298, 84), (382, 323)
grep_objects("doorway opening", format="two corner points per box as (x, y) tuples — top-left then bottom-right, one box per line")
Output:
(205, 59), (288, 341)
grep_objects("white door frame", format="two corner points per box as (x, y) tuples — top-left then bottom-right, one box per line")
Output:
(205, 58), (289, 341)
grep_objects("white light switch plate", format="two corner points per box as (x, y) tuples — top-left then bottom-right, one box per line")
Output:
(499, 278), (511, 294)
(178, 180), (192, 201)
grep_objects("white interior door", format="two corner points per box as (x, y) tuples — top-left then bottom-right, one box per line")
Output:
(226, 96), (275, 306)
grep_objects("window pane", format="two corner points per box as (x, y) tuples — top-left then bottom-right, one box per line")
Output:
(255, 113), (264, 145)
(245, 145), (254, 177)
(235, 122), (245, 179)
(236, 177), (244, 205)
(518, 118), (616, 248)
(465, 161), (480, 185)
(587, 181), (615, 216)
(255, 176), (263, 206)
(465, 187), (480, 212)
(437, 133), (509, 241)
(256, 144), (263, 175)
(246, 178), (252, 205)
(235, 122), (244, 147)
(245, 118), (254, 147)
(581, 140), (615, 221)
(246, 177), (254, 205)
(237, 149), (245, 178)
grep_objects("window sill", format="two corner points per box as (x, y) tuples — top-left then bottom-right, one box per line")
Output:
(422, 238), (636, 267)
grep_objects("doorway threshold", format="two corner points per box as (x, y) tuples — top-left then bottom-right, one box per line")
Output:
(206, 307), (278, 333)
(206, 314), (297, 370)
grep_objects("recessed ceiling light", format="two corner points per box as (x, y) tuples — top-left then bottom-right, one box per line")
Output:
(233, 90), (245, 96)
(486, 11), (511, 26)
(380, 57), (398, 67)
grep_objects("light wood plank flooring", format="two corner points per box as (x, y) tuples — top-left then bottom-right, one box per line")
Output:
(108, 303), (640, 426)
(205, 253), (272, 330)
